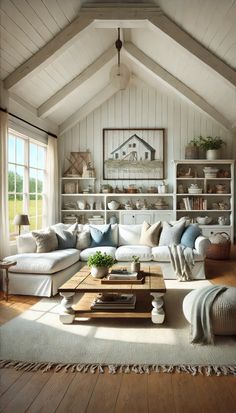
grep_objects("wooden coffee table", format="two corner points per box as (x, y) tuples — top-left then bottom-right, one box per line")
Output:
(58, 264), (166, 325)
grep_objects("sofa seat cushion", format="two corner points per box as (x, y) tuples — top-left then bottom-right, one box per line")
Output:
(5, 249), (80, 274)
(115, 245), (152, 261)
(152, 246), (204, 262)
(80, 247), (117, 262)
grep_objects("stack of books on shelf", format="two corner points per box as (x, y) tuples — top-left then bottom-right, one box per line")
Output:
(182, 197), (207, 210)
(91, 293), (136, 310)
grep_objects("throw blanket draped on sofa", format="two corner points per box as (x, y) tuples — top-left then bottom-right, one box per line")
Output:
(168, 244), (194, 281)
(190, 285), (227, 344)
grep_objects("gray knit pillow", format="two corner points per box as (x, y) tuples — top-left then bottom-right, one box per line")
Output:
(32, 230), (58, 253)
(54, 223), (78, 250)
(159, 220), (186, 246)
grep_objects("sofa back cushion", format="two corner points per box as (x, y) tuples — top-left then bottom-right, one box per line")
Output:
(118, 224), (142, 246)
(32, 229), (58, 253)
(159, 220), (186, 246)
(83, 224), (118, 246)
(181, 224), (201, 249)
(90, 224), (116, 247)
(76, 230), (91, 250)
(139, 221), (161, 247)
(53, 223), (78, 249)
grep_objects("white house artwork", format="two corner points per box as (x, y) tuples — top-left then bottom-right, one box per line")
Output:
(103, 128), (165, 180)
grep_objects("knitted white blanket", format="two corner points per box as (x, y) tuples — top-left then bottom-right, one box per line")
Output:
(168, 244), (194, 281)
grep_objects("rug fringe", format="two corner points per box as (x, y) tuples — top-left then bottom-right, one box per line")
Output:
(0, 360), (235, 376)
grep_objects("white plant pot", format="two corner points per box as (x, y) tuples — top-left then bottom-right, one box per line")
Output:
(90, 266), (109, 279)
(206, 149), (219, 160)
(131, 262), (140, 273)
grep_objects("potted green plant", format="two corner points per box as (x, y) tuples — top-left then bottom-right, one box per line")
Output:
(185, 137), (202, 159)
(198, 136), (225, 160)
(131, 255), (140, 273)
(88, 251), (116, 278)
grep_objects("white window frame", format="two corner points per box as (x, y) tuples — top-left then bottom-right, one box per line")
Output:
(8, 129), (47, 240)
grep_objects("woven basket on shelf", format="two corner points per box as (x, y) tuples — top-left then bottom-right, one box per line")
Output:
(206, 232), (231, 260)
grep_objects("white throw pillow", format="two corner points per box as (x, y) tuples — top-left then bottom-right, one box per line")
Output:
(17, 233), (37, 254)
(139, 221), (161, 247)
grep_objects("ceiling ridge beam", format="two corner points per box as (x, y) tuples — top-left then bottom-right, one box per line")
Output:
(148, 15), (236, 87)
(4, 15), (94, 90)
(38, 46), (116, 118)
(59, 83), (118, 135)
(124, 42), (231, 130)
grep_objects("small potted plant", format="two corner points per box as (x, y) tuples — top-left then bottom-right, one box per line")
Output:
(88, 251), (116, 278)
(131, 256), (140, 273)
(198, 136), (225, 160)
(185, 137), (201, 159)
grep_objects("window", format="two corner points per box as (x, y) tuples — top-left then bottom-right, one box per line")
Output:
(115, 153), (119, 159)
(133, 143), (136, 148)
(8, 130), (47, 240)
(122, 151), (126, 156)
(145, 152), (149, 159)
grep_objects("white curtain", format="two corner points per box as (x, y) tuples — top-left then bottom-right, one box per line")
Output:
(46, 135), (59, 226)
(0, 111), (10, 258)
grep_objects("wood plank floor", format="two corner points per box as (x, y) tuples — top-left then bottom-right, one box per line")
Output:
(1, 246), (236, 413)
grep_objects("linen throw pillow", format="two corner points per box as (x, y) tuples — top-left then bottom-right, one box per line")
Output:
(76, 230), (91, 250)
(139, 221), (161, 247)
(181, 224), (201, 249)
(159, 220), (186, 246)
(90, 224), (116, 247)
(32, 229), (58, 253)
(54, 223), (78, 249)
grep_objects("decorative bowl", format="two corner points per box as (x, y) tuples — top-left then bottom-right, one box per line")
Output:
(196, 216), (212, 225)
(107, 200), (120, 210)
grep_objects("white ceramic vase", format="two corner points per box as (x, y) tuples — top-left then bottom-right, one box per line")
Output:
(131, 262), (140, 273)
(90, 266), (109, 279)
(206, 149), (219, 160)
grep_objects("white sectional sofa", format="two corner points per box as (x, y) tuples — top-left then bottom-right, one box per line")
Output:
(4, 223), (210, 297)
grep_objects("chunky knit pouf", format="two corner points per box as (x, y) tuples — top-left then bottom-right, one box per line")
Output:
(183, 286), (236, 335)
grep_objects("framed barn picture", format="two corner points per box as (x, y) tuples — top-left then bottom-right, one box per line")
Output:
(103, 128), (165, 180)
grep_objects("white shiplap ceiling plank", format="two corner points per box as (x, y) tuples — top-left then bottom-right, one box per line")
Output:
(40, 0), (71, 28)
(11, 0), (54, 42)
(124, 42), (231, 129)
(148, 15), (236, 87)
(0, 26), (32, 61)
(25, 0), (61, 34)
(0, 0), (46, 48)
(38, 46), (116, 118)
(3, 15), (94, 89)
(56, 0), (80, 23)
(0, 9), (39, 54)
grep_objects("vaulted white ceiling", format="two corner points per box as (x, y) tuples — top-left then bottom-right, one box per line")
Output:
(0, 0), (236, 132)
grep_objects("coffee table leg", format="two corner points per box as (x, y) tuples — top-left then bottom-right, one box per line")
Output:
(150, 293), (165, 324)
(59, 292), (75, 324)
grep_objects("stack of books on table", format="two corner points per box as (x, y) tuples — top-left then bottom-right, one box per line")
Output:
(107, 270), (138, 280)
(91, 293), (136, 310)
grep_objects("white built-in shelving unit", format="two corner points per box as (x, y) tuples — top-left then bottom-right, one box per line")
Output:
(173, 160), (234, 242)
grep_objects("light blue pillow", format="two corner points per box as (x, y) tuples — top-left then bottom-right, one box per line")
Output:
(181, 224), (201, 249)
(90, 224), (116, 247)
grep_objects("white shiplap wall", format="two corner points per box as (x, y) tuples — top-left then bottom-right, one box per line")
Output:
(58, 79), (235, 193)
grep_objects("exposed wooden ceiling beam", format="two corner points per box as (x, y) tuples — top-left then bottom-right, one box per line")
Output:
(81, 4), (236, 86)
(148, 15), (236, 87)
(38, 46), (116, 119)
(124, 42), (231, 130)
(59, 83), (118, 135)
(3, 15), (93, 90)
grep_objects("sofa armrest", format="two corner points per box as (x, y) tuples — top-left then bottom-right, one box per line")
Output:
(194, 236), (210, 257)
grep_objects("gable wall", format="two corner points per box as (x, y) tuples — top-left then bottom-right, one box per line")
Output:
(59, 80), (235, 193)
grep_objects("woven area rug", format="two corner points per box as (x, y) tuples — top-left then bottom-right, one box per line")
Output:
(1, 280), (236, 375)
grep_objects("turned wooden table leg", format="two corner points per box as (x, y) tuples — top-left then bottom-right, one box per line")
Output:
(150, 292), (165, 324)
(59, 292), (75, 324)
